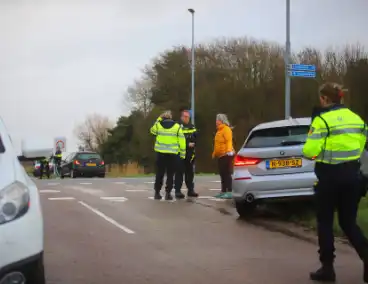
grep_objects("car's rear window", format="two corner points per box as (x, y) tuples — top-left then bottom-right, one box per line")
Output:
(76, 153), (101, 160)
(244, 125), (310, 148)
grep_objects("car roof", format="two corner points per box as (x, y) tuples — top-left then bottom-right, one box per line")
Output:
(252, 117), (312, 131)
(76, 151), (99, 155)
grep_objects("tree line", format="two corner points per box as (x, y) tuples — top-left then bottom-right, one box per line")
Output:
(75, 37), (368, 173)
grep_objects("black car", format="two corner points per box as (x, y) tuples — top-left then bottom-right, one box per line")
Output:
(60, 151), (105, 178)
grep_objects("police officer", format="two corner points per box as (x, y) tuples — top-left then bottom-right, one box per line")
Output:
(54, 146), (62, 174)
(303, 82), (368, 283)
(39, 157), (50, 179)
(174, 110), (199, 199)
(150, 110), (186, 200)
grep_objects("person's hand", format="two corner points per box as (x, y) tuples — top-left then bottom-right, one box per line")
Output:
(226, 151), (234, 156)
(189, 142), (195, 148)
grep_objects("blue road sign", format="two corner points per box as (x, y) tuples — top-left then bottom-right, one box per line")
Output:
(288, 70), (316, 78)
(289, 64), (316, 72)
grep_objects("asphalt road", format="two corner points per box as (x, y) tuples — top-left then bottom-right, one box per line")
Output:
(35, 176), (364, 284)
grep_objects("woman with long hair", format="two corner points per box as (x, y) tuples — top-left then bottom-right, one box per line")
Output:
(212, 114), (234, 199)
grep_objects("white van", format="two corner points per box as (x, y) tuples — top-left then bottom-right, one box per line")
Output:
(0, 118), (45, 284)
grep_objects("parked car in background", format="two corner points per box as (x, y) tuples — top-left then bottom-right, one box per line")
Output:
(0, 117), (45, 283)
(60, 151), (105, 178)
(33, 159), (54, 177)
(232, 117), (368, 218)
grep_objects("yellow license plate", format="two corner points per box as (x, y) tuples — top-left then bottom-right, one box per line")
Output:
(267, 158), (302, 169)
(86, 163), (96, 166)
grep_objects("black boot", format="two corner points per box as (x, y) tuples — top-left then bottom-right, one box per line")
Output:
(187, 190), (198, 198)
(165, 192), (173, 201)
(175, 191), (185, 199)
(154, 191), (162, 200)
(310, 265), (336, 282)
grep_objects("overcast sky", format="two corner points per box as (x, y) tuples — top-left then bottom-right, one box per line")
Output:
(0, 0), (367, 154)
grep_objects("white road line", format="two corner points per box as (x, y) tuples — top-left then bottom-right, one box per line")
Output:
(209, 188), (221, 191)
(197, 196), (216, 199)
(113, 182), (126, 184)
(125, 189), (147, 192)
(100, 197), (128, 202)
(78, 201), (135, 234)
(48, 197), (75, 200)
(80, 182), (92, 185)
(144, 181), (154, 184)
(211, 181), (221, 183)
(148, 197), (175, 202)
(47, 183), (60, 186)
(40, 190), (61, 193)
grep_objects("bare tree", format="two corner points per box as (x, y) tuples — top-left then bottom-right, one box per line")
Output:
(126, 76), (153, 117)
(74, 113), (113, 152)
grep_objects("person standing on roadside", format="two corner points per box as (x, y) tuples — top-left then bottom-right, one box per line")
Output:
(303, 82), (368, 283)
(150, 110), (186, 201)
(212, 114), (234, 199)
(174, 110), (199, 199)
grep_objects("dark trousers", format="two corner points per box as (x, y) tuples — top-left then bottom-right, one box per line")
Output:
(175, 158), (194, 193)
(218, 155), (233, 193)
(154, 153), (177, 193)
(40, 163), (50, 179)
(315, 163), (368, 264)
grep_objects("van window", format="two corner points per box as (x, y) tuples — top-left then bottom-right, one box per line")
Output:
(244, 125), (310, 148)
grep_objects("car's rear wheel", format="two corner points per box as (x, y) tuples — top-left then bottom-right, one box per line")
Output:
(98, 173), (105, 178)
(235, 200), (257, 218)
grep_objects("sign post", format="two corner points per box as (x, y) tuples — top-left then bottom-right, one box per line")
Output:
(53, 137), (66, 152)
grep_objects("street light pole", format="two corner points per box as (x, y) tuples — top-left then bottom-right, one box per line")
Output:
(188, 8), (195, 125)
(285, 0), (291, 119)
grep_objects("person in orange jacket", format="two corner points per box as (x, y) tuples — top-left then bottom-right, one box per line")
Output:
(212, 113), (234, 199)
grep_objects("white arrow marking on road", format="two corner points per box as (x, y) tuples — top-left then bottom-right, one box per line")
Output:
(209, 188), (221, 191)
(48, 197), (75, 200)
(79, 201), (135, 234)
(47, 183), (60, 186)
(100, 197), (128, 202)
(125, 189), (147, 192)
(80, 182), (92, 185)
(40, 190), (61, 193)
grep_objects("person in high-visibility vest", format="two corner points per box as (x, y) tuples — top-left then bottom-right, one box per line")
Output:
(39, 157), (50, 179)
(303, 82), (368, 283)
(150, 110), (186, 200)
(174, 109), (199, 199)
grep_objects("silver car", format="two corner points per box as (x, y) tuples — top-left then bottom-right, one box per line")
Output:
(232, 117), (368, 217)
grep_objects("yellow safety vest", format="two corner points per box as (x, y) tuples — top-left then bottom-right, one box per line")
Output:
(55, 153), (62, 158)
(150, 121), (186, 159)
(303, 107), (367, 164)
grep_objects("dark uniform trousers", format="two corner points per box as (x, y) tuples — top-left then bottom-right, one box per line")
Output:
(315, 161), (368, 264)
(175, 157), (194, 193)
(40, 161), (50, 179)
(154, 153), (177, 193)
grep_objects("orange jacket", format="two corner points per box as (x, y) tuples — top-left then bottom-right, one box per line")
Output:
(212, 123), (234, 158)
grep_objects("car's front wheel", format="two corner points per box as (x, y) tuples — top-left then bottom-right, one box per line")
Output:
(235, 200), (257, 218)
(26, 256), (46, 284)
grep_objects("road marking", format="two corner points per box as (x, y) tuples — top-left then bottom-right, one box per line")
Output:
(114, 182), (126, 184)
(100, 197), (128, 202)
(80, 182), (92, 185)
(79, 201), (135, 234)
(47, 182), (60, 186)
(148, 197), (175, 202)
(144, 181), (154, 184)
(125, 189), (147, 192)
(40, 189), (61, 193)
(210, 198), (227, 202)
(209, 188), (221, 191)
(197, 196), (216, 199)
(211, 181), (221, 183)
(48, 197), (75, 200)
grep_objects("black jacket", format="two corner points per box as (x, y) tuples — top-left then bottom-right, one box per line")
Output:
(180, 122), (197, 161)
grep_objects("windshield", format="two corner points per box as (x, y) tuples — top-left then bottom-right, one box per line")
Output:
(244, 125), (310, 148)
(76, 153), (101, 160)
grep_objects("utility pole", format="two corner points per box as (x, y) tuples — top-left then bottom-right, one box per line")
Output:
(285, 0), (291, 119)
(188, 8), (195, 125)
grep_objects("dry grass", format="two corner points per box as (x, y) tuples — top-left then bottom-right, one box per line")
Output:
(106, 162), (148, 177)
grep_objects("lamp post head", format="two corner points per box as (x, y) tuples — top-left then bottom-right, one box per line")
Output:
(188, 8), (195, 13)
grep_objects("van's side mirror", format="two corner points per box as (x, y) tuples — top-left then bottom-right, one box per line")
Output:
(0, 136), (5, 153)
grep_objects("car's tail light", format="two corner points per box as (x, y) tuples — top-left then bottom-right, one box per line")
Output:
(234, 155), (262, 166)
(100, 161), (105, 165)
(74, 160), (81, 165)
(35, 165), (40, 169)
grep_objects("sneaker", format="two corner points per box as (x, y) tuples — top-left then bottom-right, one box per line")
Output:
(214, 192), (225, 198)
